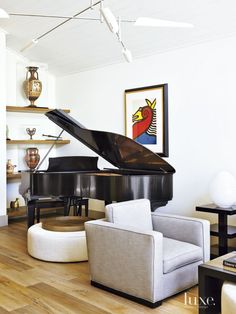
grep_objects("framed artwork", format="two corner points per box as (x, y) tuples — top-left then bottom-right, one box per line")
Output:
(125, 83), (169, 157)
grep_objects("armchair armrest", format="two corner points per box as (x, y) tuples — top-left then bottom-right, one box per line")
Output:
(85, 220), (164, 303)
(152, 212), (210, 262)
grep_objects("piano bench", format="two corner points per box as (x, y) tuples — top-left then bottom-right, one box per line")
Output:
(28, 198), (68, 228)
(27, 198), (89, 228)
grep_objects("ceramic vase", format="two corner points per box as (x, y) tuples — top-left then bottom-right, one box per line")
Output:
(23, 66), (42, 107)
(25, 147), (40, 170)
(209, 171), (236, 208)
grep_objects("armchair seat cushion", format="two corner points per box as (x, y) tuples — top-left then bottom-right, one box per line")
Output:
(163, 237), (202, 274)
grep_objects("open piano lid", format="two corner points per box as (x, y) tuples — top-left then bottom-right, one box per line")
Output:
(45, 109), (175, 173)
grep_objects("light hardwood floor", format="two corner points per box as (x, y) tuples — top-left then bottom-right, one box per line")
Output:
(0, 219), (198, 313)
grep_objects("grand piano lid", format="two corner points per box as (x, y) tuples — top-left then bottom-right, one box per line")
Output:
(45, 109), (175, 173)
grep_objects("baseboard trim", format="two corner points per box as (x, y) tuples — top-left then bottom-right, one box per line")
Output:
(91, 281), (162, 308)
(0, 215), (8, 226)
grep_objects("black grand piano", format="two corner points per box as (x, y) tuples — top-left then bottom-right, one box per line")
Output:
(19, 109), (175, 225)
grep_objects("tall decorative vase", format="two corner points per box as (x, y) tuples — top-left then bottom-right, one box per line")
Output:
(25, 148), (40, 170)
(23, 66), (42, 107)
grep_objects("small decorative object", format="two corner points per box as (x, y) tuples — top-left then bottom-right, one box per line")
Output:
(25, 147), (40, 170)
(26, 128), (36, 140)
(10, 198), (20, 209)
(6, 125), (10, 140)
(23, 66), (42, 107)
(6, 159), (16, 174)
(209, 171), (236, 208)
(125, 84), (169, 157)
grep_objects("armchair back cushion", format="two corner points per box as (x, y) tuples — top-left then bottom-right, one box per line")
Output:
(105, 199), (153, 230)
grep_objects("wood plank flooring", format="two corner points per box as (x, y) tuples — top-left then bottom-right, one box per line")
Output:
(0, 220), (198, 313)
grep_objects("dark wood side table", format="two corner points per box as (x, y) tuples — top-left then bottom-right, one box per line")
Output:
(198, 252), (236, 314)
(196, 204), (236, 257)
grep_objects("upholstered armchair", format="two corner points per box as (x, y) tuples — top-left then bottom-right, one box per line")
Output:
(85, 199), (210, 308)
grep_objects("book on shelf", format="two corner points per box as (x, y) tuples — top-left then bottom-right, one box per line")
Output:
(223, 255), (236, 268)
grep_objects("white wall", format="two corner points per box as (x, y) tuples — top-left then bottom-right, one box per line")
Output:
(0, 29), (7, 225)
(56, 35), (236, 224)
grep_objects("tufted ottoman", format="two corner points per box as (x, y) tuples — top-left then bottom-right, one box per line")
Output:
(27, 218), (89, 262)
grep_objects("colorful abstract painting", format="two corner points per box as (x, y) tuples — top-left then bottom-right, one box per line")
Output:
(125, 84), (169, 157)
(132, 98), (157, 144)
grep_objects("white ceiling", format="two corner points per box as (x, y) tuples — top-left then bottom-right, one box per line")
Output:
(1, 0), (236, 76)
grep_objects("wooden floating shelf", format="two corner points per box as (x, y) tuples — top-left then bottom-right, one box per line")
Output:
(7, 173), (21, 180)
(7, 206), (65, 220)
(6, 106), (70, 114)
(7, 206), (27, 219)
(7, 140), (70, 145)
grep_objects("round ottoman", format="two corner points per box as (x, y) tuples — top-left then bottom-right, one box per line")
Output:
(27, 222), (88, 262)
(222, 281), (236, 314)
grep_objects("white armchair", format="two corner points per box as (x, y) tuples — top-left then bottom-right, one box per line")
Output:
(85, 199), (210, 308)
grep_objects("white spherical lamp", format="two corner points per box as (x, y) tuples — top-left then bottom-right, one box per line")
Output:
(209, 171), (236, 208)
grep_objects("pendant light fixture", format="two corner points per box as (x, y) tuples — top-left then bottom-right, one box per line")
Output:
(122, 48), (133, 63)
(100, 7), (119, 34)
(10, 0), (194, 63)
(99, 1), (133, 63)
(0, 8), (9, 19)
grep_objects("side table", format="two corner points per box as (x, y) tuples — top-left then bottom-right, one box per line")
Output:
(196, 204), (236, 256)
(198, 252), (236, 314)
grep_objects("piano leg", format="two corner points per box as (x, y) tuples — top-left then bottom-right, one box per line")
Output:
(28, 201), (36, 228)
(63, 197), (71, 216)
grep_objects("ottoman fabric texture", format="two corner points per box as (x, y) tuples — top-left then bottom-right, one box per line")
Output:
(27, 223), (88, 262)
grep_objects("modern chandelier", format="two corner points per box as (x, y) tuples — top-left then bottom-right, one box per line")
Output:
(0, 8), (9, 19)
(1, 0), (194, 63)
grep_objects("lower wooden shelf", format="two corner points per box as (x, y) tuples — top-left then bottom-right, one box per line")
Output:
(7, 206), (27, 219)
(7, 207), (105, 221)
(7, 206), (64, 221)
